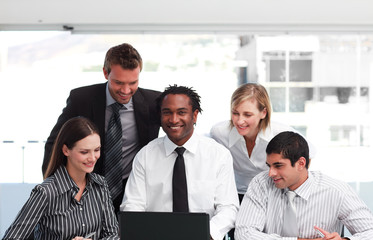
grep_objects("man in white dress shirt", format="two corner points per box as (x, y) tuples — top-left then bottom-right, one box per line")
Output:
(235, 131), (373, 240)
(121, 85), (239, 240)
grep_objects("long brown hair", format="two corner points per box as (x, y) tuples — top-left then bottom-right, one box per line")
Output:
(44, 117), (99, 179)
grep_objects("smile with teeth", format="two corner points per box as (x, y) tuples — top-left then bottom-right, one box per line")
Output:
(84, 162), (95, 167)
(273, 177), (282, 182)
(169, 125), (183, 130)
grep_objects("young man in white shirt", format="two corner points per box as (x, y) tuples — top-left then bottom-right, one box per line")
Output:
(121, 85), (239, 240)
(235, 131), (373, 240)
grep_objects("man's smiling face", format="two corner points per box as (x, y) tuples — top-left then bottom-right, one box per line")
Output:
(160, 94), (198, 146)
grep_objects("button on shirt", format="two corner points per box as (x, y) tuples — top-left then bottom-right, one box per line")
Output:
(3, 166), (119, 240)
(210, 121), (316, 194)
(121, 133), (239, 240)
(235, 171), (373, 240)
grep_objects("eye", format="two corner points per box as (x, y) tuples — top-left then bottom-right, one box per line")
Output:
(130, 81), (138, 86)
(80, 151), (88, 154)
(162, 111), (171, 115)
(178, 111), (187, 115)
(232, 112), (239, 116)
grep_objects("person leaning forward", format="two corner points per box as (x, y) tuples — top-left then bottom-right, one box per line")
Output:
(42, 43), (161, 212)
(235, 131), (373, 240)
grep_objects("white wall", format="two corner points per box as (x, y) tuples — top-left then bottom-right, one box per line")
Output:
(1, 0), (373, 33)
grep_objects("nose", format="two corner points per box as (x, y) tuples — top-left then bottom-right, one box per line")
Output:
(88, 151), (96, 161)
(236, 115), (245, 125)
(169, 113), (179, 124)
(268, 167), (276, 177)
(120, 84), (131, 94)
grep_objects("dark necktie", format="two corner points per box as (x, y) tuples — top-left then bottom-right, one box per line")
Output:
(172, 147), (189, 212)
(282, 190), (298, 237)
(105, 102), (124, 200)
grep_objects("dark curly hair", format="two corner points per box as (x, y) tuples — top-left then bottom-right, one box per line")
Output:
(156, 85), (203, 114)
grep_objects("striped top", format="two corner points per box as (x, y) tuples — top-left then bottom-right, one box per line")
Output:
(235, 171), (373, 240)
(3, 166), (119, 240)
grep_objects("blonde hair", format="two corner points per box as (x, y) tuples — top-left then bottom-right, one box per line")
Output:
(230, 83), (271, 132)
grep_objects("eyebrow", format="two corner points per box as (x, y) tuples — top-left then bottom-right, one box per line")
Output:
(266, 162), (283, 167)
(161, 107), (188, 111)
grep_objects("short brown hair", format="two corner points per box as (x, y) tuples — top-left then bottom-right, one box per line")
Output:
(230, 83), (271, 132)
(103, 43), (142, 75)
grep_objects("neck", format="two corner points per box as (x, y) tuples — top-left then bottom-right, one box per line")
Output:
(66, 165), (87, 187)
(244, 127), (260, 143)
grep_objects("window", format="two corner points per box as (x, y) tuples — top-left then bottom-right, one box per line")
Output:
(0, 32), (239, 183)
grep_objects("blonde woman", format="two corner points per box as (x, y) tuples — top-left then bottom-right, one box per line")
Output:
(211, 83), (315, 202)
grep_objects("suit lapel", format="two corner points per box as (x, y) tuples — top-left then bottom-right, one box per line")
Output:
(133, 89), (149, 147)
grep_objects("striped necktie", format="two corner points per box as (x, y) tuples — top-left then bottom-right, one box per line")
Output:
(105, 102), (124, 200)
(282, 190), (298, 237)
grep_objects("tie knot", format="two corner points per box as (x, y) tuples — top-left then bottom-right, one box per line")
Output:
(111, 102), (123, 113)
(175, 147), (186, 156)
(286, 191), (297, 202)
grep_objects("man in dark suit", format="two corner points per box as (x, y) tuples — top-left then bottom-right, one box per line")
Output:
(42, 43), (161, 212)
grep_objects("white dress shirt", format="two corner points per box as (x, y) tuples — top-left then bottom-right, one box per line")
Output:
(235, 171), (373, 240)
(210, 121), (316, 194)
(121, 133), (239, 240)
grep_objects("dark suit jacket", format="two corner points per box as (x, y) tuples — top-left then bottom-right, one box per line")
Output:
(42, 83), (161, 176)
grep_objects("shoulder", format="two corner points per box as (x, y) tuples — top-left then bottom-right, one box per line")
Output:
(268, 121), (295, 134)
(137, 137), (164, 154)
(71, 83), (106, 94)
(210, 120), (231, 137)
(89, 172), (107, 186)
(69, 83), (106, 99)
(311, 171), (353, 194)
(33, 176), (59, 197)
(210, 121), (232, 147)
(247, 171), (273, 194)
(198, 135), (233, 158)
(252, 171), (271, 185)
(135, 88), (161, 100)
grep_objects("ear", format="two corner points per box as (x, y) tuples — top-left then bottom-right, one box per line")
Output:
(103, 67), (109, 80)
(296, 157), (307, 170)
(192, 109), (199, 125)
(62, 144), (70, 157)
(260, 107), (267, 119)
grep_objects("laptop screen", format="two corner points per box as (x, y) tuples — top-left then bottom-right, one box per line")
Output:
(119, 211), (210, 240)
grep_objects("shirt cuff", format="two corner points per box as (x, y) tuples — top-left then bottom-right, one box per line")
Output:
(209, 221), (223, 240)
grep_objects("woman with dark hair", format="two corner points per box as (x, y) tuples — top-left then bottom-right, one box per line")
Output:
(3, 117), (119, 240)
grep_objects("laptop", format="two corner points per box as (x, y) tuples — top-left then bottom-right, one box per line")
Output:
(119, 211), (210, 240)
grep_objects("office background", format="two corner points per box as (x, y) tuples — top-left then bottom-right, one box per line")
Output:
(1, 0), (373, 237)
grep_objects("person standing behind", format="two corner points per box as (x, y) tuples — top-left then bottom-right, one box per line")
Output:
(4, 117), (119, 240)
(210, 83), (315, 203)
(42, 43), (161, 212)
(235, 131), (373, 239)
(121, 85), (239, 240)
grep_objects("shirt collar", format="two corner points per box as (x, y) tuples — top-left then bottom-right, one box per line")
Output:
(163, 132), (198, 156)
(228, 125), (273, 148)
(53, 165), (105, 195)
(53, 165), (78, 195)
(105, 83), (133, 109)
(285, 171), (313, 201)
